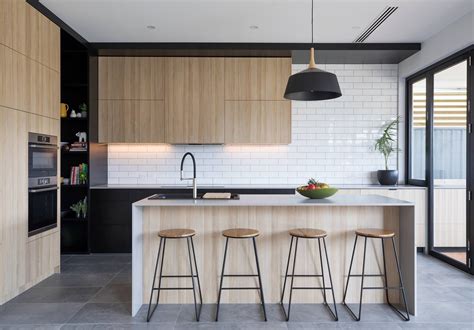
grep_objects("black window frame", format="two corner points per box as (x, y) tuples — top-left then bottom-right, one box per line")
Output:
(406, 44), (474, 274)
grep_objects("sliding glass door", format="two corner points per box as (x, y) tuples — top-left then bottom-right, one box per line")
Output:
(432, 60), (468, 266)
(407, 46), (473, 274)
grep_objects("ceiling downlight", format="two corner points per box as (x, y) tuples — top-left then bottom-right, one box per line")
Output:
(354, 6), (398, 43)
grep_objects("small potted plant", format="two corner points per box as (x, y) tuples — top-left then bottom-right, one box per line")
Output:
(70, 200), (82, 218)
(79, 103), (88, 118)
(374, 117), (399, 185)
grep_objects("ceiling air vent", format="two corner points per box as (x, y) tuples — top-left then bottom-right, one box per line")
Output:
(354, 6), (398, 43)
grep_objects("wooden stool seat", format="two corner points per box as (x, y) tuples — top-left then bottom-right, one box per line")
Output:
(289, 228), (327, 238)
(222, 228), (259, 238)
(355, 228), (395, 238)
(158, 228), (196, 238)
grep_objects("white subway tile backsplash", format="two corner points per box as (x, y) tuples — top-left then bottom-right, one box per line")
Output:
(107, 64), (398, 186)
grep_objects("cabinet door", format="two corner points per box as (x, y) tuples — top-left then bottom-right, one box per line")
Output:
(225, 101), (291, 144)
(224, 57), (291, 101)
(165, 57), (225, 144)
(99, 57), (164, 100)
(98, 100), (165, 143)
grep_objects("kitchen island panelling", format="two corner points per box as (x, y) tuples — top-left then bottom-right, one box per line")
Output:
(132, 194), (416, 316)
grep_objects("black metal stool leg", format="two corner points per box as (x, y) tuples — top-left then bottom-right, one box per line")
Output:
(322, 237), (338, 321)
(252, 237), (267, 321)
(317, 238), (328, 304)
(286, 237), (299, 321)
(215, 237), (229, 322)
(342, 235), (358, 305)
(280, 236), (294, 318)
(186, 237), (201, 321)
(190, 237), (203, 311)
(389, 237), (410, 321)
(381, 238), (390, 304)
(147, 237), (164, 322)
(342, 235), (367, 321)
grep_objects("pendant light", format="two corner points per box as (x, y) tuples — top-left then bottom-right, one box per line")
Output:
(284, 0), (342, 101)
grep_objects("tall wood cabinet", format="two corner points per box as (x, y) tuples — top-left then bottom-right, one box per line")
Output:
(97, 56), (291, 144)
(164, 57), (225, 144)
(98, 57), (165, 143)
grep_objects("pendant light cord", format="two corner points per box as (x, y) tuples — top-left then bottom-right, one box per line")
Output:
(311, 0), (314, 44)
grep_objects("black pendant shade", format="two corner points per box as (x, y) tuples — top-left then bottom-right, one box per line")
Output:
(284, 67), (342, 101)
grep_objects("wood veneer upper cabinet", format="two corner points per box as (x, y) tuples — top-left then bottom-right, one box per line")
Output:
(224, 57), (291, 101)
(98, 100), (165, 143)
(225, 101), (291, 144)
(99, 57), (165, 100)
(165, 57), (225, 144)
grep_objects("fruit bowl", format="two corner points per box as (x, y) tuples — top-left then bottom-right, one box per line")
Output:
(296, 187), (338, 199)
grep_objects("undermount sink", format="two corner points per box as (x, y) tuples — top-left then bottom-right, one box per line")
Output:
(148, 193), (240, 200)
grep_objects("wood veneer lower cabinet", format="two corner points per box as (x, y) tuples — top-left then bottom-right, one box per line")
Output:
(224, 100), (291, 144)
(98, 57), (165, 100)
(0, 107), (60, 304)
(164, 57), (225, 144)
(224, 57), (291, 101)
(98, 100), (165, 143)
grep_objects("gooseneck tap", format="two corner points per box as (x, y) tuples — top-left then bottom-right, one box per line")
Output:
(180, 152), (197, 199)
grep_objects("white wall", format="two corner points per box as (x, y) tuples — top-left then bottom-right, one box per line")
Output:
(107, 64), (399, 186)
(398, 10), (474, 182)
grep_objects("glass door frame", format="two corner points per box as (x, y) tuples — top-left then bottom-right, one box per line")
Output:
(406, 45), (473, 274)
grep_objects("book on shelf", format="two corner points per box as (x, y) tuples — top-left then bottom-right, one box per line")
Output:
(69, 163), (88, 185)
(69, 142), (87, 152)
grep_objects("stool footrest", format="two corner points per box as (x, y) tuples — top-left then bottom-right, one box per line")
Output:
(293, 286), (333, 290)
(363, 286), (404, 290)
(161, 275), (198, 278)
(222, 274), (258, 277)
(221, 287), (261, 290)
(286, 274), (323, 277)
(347, 274), (384, 277)
(151, 287), (194, 291)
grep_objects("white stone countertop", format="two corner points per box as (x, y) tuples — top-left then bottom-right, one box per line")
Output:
(91, 184), (426, 190)
(132, 194), (414, 207)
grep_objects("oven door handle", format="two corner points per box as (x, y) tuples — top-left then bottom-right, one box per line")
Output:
(28, 186), (59, 193)
(29, 144), (58, 149)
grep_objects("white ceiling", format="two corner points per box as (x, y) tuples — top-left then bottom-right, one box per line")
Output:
(40, 0), (473, 43)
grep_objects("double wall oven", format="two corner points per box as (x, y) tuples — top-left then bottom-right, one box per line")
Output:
(28, 132), (58, 237)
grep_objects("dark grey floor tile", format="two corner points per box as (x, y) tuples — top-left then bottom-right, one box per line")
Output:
(0, 303), (83, 325)
(61, 324), (172, 330)
(0, 325), (62, 330)
(428, 273), (474, 288)
(37, 274), (115, 288)
(61, 264), (126, 275)
(64, 255), (131, 265)
(213, 304), (268, 323)
(337, 323), (403, 329)
(66, 303), (136, 324)
(10, 287), (101, 304)
(411, 302), (474, 323)
(91, 284), (131, 303)
(134, 304), (181, 324)
(282, 304), (350, 323)
(176, 304), (214, 323)
(340, 304), (401, 322)
(174, 323), (238, 330)
(418, 286), (472, 303)
(398, 322), (473, 329)
(236, 323), (287, 329)
(61, 255), (72, 264)
(109, 271), (131, 285)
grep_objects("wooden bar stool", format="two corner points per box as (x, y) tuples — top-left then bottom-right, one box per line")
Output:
(280, 228), (338, 321)
(342, 228), (410, 321)
(215, 228), (267, 322)
(147, 229), (203, 322)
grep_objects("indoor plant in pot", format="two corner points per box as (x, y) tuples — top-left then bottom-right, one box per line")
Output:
(374, 117), (399, 185)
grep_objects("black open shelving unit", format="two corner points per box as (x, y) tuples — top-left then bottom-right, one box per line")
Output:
(60, 30), (91, 254)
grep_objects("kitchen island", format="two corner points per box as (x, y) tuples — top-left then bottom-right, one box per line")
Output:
(132, 194), (416, 316)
